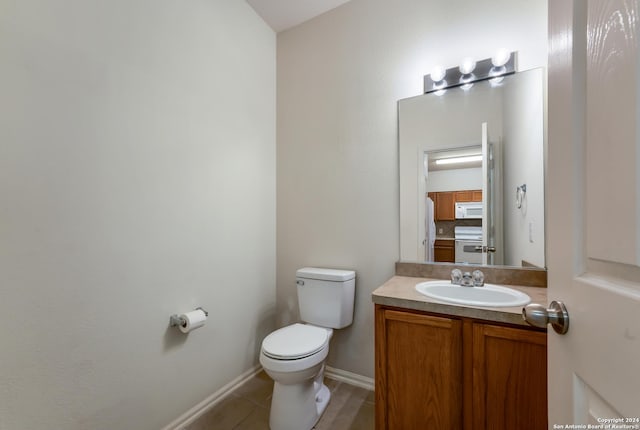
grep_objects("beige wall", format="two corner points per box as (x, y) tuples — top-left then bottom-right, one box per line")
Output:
(0, 1), (275, 429)
(427, 168), (484, 193)
(503, 68), (546, 267)
(277, 0), (547, 378)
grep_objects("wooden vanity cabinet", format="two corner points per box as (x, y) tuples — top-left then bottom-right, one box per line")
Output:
(375, 305), (547, 430)
(472, 323), (548, 429)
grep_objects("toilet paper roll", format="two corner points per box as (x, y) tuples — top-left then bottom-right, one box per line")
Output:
(179, 309), (207, 333)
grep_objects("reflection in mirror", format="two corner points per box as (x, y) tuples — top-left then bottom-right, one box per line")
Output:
(399, 68), (545, 268)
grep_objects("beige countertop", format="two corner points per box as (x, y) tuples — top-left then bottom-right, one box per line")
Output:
(372, 275), (547, 327)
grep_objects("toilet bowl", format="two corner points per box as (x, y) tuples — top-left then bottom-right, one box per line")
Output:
(260, 323), (333, 430)
(260, 267), (355, 430)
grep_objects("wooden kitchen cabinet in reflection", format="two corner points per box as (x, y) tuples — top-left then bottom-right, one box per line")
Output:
(428, 190), (482, 221)
(434, 239), (455, 262)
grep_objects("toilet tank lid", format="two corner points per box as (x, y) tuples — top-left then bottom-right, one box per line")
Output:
(296, 267), (355, 282)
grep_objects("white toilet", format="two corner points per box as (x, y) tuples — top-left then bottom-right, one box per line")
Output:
(260, 267), (356, 430)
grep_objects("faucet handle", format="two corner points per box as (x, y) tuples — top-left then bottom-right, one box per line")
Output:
(450, 269), (463, 285)
(472, 270), (485, 287)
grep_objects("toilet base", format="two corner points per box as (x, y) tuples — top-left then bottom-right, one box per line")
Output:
(268, 378), (331, 430)
(315, 384), (330, 416)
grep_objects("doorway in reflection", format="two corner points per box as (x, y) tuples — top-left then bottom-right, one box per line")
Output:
(424, 136), (503, 266)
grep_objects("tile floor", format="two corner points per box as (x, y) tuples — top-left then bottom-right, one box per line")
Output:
(184, 371), (374, 430)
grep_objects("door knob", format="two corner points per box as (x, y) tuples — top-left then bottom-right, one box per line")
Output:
(522, 301), (569, 334)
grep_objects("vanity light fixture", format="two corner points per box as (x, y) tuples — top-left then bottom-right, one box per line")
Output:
(434, 155), (483, 165)
(424, 51), (516, 94)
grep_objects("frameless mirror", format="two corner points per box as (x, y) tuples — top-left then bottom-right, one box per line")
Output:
(399, 68), (545, 268)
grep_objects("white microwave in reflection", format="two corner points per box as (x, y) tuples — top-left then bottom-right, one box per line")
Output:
(455, 202), (483, 219)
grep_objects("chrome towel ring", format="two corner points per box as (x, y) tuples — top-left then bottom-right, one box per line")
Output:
(516, 184), (527, 209)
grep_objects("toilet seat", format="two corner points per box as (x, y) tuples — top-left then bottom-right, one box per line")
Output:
(262, 323), (329, 360)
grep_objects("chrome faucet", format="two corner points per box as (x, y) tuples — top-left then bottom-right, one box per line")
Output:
(451, 269), (485, 287)
(460, 271), (474, 286)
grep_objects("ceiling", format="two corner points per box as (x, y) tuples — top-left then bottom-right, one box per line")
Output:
(246, 0), (352, 33)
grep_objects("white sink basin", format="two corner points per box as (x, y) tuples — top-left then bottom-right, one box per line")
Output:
(415, 280), (531, 307)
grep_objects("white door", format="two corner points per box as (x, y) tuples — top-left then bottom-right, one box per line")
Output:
(481, 123), (503, 266)
(481, 123), (491, 266)
(546, 0), (640, 425)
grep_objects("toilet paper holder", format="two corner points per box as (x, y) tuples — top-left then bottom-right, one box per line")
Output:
(170, 307), (209, 328)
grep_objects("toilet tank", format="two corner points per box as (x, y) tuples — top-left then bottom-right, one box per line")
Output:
(296, 267), (356, 329)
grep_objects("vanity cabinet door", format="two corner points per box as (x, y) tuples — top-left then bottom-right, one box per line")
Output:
(375, 307), (462, 430)
(472, 323), (547, 430)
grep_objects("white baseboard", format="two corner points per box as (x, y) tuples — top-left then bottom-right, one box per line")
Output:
(324, 366), (375, 391)
(161, 364), (262, 430)
(162, 364), (373, 430)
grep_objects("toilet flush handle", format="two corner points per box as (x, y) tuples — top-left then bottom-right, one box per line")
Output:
(296, 280), (304, 286)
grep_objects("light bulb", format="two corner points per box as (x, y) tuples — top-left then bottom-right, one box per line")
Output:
(459, 57), (476, 75)
(491, 49), (510, 67)
(430, 66), (446, 82)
